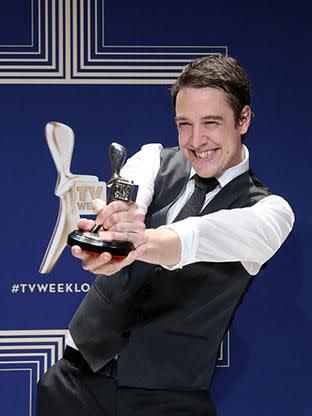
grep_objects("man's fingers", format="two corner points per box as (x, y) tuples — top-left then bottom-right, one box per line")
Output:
(81, 251), (113, 271)
(99, 201), (133, 227)
(98, 229), (147, 249)
(71, 245), (86, 259)
(92, 198), (107, 214)
(92, 245), (146, 275)
(104, 220), (145, 234)
(103, 210), (144, 230)
(77, 218), (95, 231)
(71, 200), (146, 275)
(71, 241), (146, 276)
(91, 201), (143, 232)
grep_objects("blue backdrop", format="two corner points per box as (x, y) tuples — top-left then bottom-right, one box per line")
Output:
(0, 1), (310, 415)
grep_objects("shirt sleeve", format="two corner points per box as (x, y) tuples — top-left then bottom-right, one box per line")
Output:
(161, 195), (295, 275)
(120, 143), (162, 214)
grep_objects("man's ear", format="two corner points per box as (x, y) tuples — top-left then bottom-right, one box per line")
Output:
(239, 105), (252, 134)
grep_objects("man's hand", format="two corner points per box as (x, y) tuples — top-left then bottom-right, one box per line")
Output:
(71, 199), (147, 275)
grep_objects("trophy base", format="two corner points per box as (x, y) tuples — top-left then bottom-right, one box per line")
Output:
(67, 230), (134, 257)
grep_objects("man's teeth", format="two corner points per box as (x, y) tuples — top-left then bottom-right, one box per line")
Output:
(195, 150), (215, 158)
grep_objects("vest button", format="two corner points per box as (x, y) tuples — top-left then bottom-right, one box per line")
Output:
(155, 266), (163, 273)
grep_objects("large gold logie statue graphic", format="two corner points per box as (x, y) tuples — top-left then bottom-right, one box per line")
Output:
(39, 122), (106, 274)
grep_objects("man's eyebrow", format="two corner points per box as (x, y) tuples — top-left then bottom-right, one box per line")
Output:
(201, 115), (224, 121)
(175, 115), (224, 122)
(175, 116), (189, 122)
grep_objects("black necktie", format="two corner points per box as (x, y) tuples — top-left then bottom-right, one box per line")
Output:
(174, 175), (219, 222)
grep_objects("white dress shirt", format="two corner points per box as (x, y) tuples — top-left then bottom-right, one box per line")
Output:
(66, 143), (294, 349)
(121, 143), (294, 275)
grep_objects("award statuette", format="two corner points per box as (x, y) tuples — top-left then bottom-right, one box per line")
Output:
(67, 142), (138, 257)
(39, 121), (106, 274)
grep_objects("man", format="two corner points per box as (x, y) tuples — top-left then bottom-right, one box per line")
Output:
(37, 55), (294, 415)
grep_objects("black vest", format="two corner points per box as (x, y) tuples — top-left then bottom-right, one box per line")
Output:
(69, 147), (270, 390)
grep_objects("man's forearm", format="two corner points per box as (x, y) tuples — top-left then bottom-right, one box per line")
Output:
(138, 228), (182, 267)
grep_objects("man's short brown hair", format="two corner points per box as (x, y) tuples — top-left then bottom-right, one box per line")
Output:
(171, 55), (252, 126)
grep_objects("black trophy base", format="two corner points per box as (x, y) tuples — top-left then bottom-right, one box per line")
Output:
(67, 230), (134, 257)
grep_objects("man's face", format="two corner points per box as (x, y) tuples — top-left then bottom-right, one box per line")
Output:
(175, 87), (251, 178)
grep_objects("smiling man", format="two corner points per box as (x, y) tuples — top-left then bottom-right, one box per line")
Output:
(175, 86), (250, 178)
(37, 56), (294, 416)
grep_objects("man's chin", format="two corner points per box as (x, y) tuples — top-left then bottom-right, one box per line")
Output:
(192, 158), (219, 178)
(193, 166), (218, 178)
(181, 150), (220, 177)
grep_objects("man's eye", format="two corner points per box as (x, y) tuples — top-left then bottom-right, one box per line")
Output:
(177, 122), (191, 128)
(204, 121), (218, 126)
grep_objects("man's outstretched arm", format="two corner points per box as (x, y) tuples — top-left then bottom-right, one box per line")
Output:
(72, 194), (294, 276)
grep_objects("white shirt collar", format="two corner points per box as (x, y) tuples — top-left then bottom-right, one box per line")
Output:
(190, 145), (250, 187)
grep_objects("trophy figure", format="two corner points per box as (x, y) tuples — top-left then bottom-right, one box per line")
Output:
(39, 122), (106, 274)
(67, 143), (138, 257)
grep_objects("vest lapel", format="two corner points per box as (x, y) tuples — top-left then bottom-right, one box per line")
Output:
(200, 171), (252, 215)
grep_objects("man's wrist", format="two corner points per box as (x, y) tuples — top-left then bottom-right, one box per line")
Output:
(137, 228), (181, 267)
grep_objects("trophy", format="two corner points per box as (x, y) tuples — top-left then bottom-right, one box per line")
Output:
(67, 142), (138, 257)
(39, 121), (106, 274)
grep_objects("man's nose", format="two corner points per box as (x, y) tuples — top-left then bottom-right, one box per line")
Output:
(190, 125), (207, 148)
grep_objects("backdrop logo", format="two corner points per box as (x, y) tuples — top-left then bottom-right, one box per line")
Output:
(10, 282), (91, 294)
(39, 121), (106, 274)
(74, 183), (105, 213)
